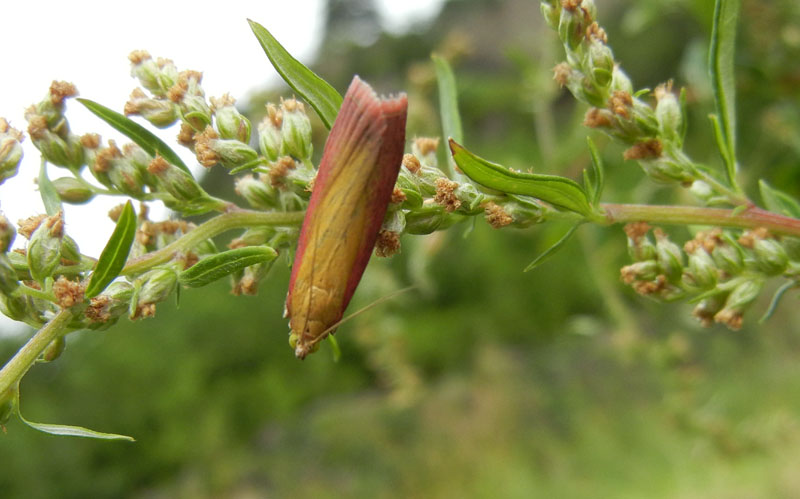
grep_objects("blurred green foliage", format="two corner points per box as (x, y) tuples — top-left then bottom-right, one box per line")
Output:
(3, 0), (800, 497)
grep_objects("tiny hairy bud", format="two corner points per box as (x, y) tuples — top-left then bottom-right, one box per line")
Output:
(655, 82), (682, 142)
(588, 40), (614, 87)
(132, 268), (177, 319)
(85, 281), (134, 327)
(714, 276), (765, 330)
(124, 88), (178, 128)
(52, 177), (94, 204)
(26, 211), (64, 282)
(280, 99), (313, 161)
(0, 213), (15, 253)
(405, 206), (461, 234)
(752, 237), (789, 275)
(682, 243), (718, 289)
(129, 51), (179, 96)
(60, 234), (81, 264)
(234, 174), (279, 210)
(0, 254), (19, 294)
(194, 126), (258, 169)
(412, 137), (440, 168)
(0, 118), (24, 185)
(258, 105), (283, 161)
(653, 229), (684, 280)
(147, 156), (207, 203)
(212, 94), (251, 143)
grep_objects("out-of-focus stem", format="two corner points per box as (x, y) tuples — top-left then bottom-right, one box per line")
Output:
(121, 209), (305, 275)
(601, 203), (800, 236)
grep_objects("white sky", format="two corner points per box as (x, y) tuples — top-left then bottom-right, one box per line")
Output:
(0, 0), (444, 337)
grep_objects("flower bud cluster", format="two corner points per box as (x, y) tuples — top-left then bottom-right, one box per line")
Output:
(24, 82), (85, 172)
(541, 2), (716, 191)
(621, 224), (797, 330)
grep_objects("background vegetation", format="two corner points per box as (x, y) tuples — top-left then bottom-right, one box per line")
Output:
(3, 0), (800, 497)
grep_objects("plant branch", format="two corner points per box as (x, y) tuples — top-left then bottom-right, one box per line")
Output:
(121, 209), (305, 275)
(601, 203), (800, 236)
(0, 308), (76, 397)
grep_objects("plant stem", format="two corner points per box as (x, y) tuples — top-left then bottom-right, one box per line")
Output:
(121, 209), (305, 275)
(0, 308), (75, 396)
(600, 203), (800, 236)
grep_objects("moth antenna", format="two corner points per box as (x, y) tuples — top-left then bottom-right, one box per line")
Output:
(305, 286), (416, 350)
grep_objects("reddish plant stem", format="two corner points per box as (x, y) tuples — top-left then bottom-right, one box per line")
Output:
(600, 203), (800, 236)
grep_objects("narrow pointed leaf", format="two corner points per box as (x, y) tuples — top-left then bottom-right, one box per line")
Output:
(759, 180), (800, 218)
(524, 224), (580, 272)
(709, 0), (740, 183)
(16, 394), (134, 441)
(248, 19), (342, 129)
(77, 98), (190, 173)
(38, 161), (62, 216)
(328, 334), (341, 363)
(449, 139), (593, 216)
(178, 246), (278, 288)
(759, 281), (796, 324)
(586, 137), (605, 206)
(432, 54), (462, 177)
(85, 201), (136, 298)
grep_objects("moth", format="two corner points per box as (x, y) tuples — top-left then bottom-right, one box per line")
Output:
(286, 76), (408, 358)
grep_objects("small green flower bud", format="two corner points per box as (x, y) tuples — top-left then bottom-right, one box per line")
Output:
(405, 206), (462, 235)
(0, 254), (19, 294)
(639, 157), (693, 184)
(27, 211), (64, 282)
(711, 239), (744, 275)
(692, 293), (727, 328)
(147, 156), (208, 203)
(179, 94), (213, 131)
(654, 230), (684, 281)
(280, 99), (313, 161)
(51, 177), (94, 204)
(610, 66), (633, 95)
(107, 156), (146, 197)
(752, 238), (789, 275)
(558, 3), (587, 50)
(655, 83), (682, 142)
(60, 234), (81, 263)
(42, 336), (66, 362)
(454, 183), (485, 215)
(124, 88), (178, 128)
(626, 227), (656, 262)
(85, 280), (134, 328)
(212, 94), (251, 143)
(230, 227), (273, 248)
(0, 293), (28, 322)
(129, 51), (178, 96)
(194, 126), (258, 169)
(502, 196), (545, 228)
(714, 276), (765, 330)
(621, 260), (661, 283)
(258, 104), (283, 161)
(0, 213), (15, 253)
(540, 1), (560, 28)
(27, 123), (84, 171)
(132, 268), (177, 319)
(588, 40), (614, 87)
(0, 119), (24, 185)
(234, 174), (279, 210)
(395, 173), (423, 209)
(682, 245), (718, 289)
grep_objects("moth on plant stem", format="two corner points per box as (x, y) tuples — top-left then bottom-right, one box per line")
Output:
(286, 76), (408, 359)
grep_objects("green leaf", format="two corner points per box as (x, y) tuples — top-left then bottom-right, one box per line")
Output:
(327, 334), (341, 363)
(178, 246), (278, 288)
(759, 180), (800, 218)
(77, 98), (191, 173)
(678, 86), (689, 147)
(759, 280), (796, 324)
(432, 54), (463, 177)
(586, 137), (605, 206)
(248, 19), (342, 129)
(524, 224), (580, 272)
(38, 160), (62, 216)
(449, 139), (593, 217)
(709, 0), (740, 184)
(15, 391), (134, 441)
(85, 201), (137, 298)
